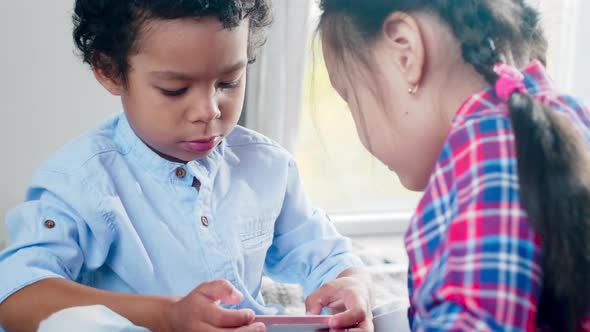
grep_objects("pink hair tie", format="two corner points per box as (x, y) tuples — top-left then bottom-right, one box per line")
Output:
(493, 63), (526, 100)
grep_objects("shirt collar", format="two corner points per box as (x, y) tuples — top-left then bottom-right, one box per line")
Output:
(454, 60), (554, 122)
(114, 113), (225, 185)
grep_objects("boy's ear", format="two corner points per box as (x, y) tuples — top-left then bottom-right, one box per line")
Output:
(91, 54), (125, 96)
(381, 12), (425, 88)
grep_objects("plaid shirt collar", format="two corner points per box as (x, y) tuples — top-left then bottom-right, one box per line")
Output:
(454, 60), (554, 122)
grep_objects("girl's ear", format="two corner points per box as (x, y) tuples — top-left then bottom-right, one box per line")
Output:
(381, 12), (425, 88)
(92, 55), (125, 96)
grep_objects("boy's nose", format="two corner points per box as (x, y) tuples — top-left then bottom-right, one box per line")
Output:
(186, 94), (221, 123)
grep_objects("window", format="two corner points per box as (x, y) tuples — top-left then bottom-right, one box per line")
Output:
(294, 1), (589, 224)
(294, 5), (421, 222)
(295, 43), (421, 216)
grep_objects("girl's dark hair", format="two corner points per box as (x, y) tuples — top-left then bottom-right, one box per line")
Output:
(319, 1), (589, 330)
(73, 0), (272, 82)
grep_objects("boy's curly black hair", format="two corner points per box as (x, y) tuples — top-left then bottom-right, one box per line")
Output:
(73, 0), (272, 82)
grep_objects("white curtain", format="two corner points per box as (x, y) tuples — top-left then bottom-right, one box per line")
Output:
(244, 0), (313, 152)
(569, 1), (590, 101)
(538, 0), (589, 100)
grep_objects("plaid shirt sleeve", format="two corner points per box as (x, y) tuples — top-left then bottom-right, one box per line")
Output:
(406, 113), (544, 332)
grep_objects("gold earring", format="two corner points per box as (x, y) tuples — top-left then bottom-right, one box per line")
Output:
(408, 84), (419, 95)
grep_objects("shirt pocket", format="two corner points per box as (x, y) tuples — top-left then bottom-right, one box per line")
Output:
(238, 213), (277, 252)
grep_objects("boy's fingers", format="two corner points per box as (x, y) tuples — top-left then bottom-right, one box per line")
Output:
(202, 305), (255, 328)
(329, 319), (372, 332)
(194, 280), (243, 304)
(306, 292), (329, 315)
(330, 307), (366, 329)
(219, 322), (266, 332)
(306, 286), (339, 315)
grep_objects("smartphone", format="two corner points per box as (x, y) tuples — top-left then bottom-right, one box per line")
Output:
(253, 315), (332, 332)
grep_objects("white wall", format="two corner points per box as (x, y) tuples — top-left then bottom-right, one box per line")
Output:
(539, 0), (590, 101)
(572, 1), (590, 101)
(0, 1), (118, 246)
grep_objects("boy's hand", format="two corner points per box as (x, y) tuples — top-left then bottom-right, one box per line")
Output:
(305, 269), (374, 332)
(164, 280), (265, 332)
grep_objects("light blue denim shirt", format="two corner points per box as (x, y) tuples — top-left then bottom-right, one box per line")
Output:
(0, 113), (362, 324)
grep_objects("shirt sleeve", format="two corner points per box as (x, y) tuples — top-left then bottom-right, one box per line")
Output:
(0, 170), (115, 304)
(411, 118), (543, 331)
(263, 159), (364, 297)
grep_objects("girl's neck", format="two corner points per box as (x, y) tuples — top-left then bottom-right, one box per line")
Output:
(437, 60), (490, 124)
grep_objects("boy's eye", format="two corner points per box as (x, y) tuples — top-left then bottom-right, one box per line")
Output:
(217, 80), (241, 89)
(159, 87), (188, 97)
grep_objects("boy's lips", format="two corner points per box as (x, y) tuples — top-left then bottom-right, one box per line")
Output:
(179, 137), (220, 153)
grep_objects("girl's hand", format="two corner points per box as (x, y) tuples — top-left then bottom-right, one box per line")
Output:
(164, 280), (265, 332)
(305, 269), (374, 332)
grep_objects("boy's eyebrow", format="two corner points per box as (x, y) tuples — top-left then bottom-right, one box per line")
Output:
(150, 61), (247, 80)
(220, 60), (247, 75)
(149, 71), (194, 80)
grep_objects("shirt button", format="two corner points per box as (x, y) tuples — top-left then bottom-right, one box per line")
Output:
(201, 216), (210, 227)
(175, 167), (186, 178)
(44, 220), (56, 229)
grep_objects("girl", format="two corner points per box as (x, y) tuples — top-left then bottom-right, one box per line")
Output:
(0, 1), (373, 332)
(318, 0), (590, 331)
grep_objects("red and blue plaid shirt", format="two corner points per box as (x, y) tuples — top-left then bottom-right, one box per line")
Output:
(405, 61), (590, 331)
